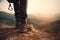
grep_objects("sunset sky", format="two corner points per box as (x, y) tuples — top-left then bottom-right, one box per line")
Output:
(0, 0), (60, 23)
(0, 0), (59, 14)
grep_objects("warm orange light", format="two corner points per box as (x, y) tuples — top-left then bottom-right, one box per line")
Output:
(0, 0), (59, 14)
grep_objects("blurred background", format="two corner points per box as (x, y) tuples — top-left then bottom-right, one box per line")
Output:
(0, 0), (60, 33)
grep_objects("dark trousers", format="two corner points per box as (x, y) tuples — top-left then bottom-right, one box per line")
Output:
(14, 0), (27, 29)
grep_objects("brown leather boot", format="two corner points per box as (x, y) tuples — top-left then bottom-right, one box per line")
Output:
(15, 18), (28, 33)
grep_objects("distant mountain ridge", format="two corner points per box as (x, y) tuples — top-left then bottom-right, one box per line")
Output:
(0, 11), (60, 33)
(0, 11), (15, 20)
(0, 11), (15, 25)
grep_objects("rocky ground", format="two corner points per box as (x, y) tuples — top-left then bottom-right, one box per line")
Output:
(0, 24), (60, 40)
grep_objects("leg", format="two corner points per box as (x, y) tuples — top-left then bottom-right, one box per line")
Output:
(14, 0), (27, 31)
(18, 0), (27, 30)
(19, 0), (27, 20)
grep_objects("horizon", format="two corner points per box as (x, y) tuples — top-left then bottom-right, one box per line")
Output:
(0, 0), (60, 22)
(0, 11), (60, 25)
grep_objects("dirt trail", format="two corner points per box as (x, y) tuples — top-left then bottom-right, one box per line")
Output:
(0, 24), (60, 40)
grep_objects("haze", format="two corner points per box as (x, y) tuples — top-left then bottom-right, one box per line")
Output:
(0, 0), (59, 13)
(0, 0), (60, 22)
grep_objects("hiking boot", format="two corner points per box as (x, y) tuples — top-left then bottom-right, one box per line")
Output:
(15, 18), (27, 33)
(16, 24), (31, 33)
(15, 18), (32, 33)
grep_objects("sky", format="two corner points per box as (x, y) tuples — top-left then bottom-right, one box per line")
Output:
(0, 0), (59, 14)
(0, 0), (60, 23)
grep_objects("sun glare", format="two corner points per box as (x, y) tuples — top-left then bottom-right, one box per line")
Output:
(0, 0), (59, 14)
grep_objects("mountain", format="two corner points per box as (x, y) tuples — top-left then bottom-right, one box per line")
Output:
(0, 11), (15, 25)
(0, 11), (60, 33)
(0, 11), (15, 20)
(43, 20), (60, 33)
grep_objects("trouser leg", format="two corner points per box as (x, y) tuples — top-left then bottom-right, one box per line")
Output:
(14, 0), (27, 30)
